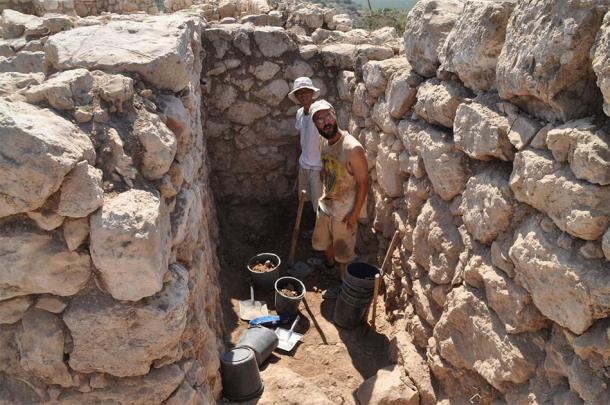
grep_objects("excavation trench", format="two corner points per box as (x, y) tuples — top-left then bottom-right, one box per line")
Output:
(215, 200), (393, 404)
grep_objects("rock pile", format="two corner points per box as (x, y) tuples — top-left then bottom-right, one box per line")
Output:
(0, 10), (223, 404)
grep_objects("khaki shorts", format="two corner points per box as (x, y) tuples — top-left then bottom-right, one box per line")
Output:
(312, 209), (357, 263)
(298, 167), (323, 212)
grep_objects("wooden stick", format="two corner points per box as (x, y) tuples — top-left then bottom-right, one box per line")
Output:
(367, 230), (402, 328)
(288, 190), (307, 266)
(380, 230), (401, 274)
(371, 273), (380, 331)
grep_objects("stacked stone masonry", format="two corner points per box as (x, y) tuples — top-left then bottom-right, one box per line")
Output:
(2, 0), (610, 404)
(0, 8), (224, 404)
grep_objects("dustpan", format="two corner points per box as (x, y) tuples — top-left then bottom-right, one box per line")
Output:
(239, 286), (268, 321)
(275, 315), (303, 352)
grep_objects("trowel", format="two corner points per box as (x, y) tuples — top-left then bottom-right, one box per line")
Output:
(239, 285), (269, 321)
(275, 315), (303, 352)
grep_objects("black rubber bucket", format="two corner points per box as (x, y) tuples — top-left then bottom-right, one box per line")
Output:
(274, 276), (305, 316)
(247, 253), (281, 292)
(236, 326), (279, 366)
(333, 262), (381, 329)
(220, 347), (264, 401)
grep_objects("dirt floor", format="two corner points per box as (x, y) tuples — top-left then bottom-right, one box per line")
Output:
(217, 201), (393, 404)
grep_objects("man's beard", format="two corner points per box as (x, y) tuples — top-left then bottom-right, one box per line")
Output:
(318, 123), (337, 139)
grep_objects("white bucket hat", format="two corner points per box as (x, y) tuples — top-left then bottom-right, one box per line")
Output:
(288, 77), (321, 104)
(309, 99), (334, 117)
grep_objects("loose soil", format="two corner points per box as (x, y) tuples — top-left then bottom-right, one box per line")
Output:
(217, 201), (393, 404)
(251, 261), (275, 273)
(279, 284), (300, 298)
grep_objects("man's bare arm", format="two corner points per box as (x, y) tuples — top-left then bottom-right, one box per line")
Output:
(344, 146), (368, 229)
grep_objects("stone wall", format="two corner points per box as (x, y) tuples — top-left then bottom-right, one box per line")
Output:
(0, 10), (223, 404)
(0, 0), (159, 16)
(354, 0), (610, 403)
(202, 18), (401, 204)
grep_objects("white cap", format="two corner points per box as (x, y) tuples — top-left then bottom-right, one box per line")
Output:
(309, 99), (334, 117)
(288, 77), (321, 103)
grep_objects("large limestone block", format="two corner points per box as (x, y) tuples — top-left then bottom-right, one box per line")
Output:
(17, 308), (73, 387)
(591, 11), (610, 117)
(496, 0), (606, 121)
(386, 69), (422, 119)
(23, 68), (93, 110)
(438, 0), (515, 92)
(545, 326), (610, 404)
(57, 161), (103, 218)
(45, 15), (200, 92)
(411, 275), (442, 327)
(319, 43), (357, 69)
(372, 98), (398, 135)
(414, 78), (470, 128)
(458, 167), (516, 244)
(510, 150), (610, 240)
(133, 110), (177, 181)
(465, 252), (548, 334)
(90, 189), (170, 302)
(0, 99), (95, 218)
(55, 365), (184, 404)
(0, 51), (46, 74)
(572, 317), (610, 368)
(1, 9), (42, 39)
(362, 57), (410, 98)
(546, 118), (610, 186)
(390, 331), (437, 405)
(376, 142), (403, 197)
(253, 79), (290, 106)
(511, 217), (610, 334)
(0, 296), (33, 324)
(63, 266), (189, 377)
(0, 220), (91, 301)
(434, 286), (540, 392)
(412, 125), (467, 201)
(413, 196), (464, 284)
(226, 100), (270, 125)
(356, 365), (419, 405)
(63, 217), (89, 251)
(253, 26), (297, 58)
(454, 93), (540, 161)
(403, 0), (464, 77)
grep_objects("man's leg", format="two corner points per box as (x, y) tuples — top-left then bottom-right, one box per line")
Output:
(324, 244), (335, 269)
(309, 169), (323, 213)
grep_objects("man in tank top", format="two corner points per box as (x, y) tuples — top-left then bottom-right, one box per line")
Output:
(309, 100), (369, 299)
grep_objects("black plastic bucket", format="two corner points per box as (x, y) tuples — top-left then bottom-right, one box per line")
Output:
(274, 276), (305, 316)
(236, 326), (279, 366)
(333, 262), (381, 329)
(247, 253), (281, 292)
(220, 347), (264, 401)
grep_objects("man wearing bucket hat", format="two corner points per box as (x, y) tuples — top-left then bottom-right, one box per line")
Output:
(309, 99), (368, 300)
(289, 77), (323, 216)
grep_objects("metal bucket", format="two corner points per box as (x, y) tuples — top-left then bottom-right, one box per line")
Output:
(236, 326), (279, 366)
(220, 347), (264, 401)
(247, 253), (281, 292)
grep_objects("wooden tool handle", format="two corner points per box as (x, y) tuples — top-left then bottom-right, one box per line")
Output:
(371, 273), (380, 330)
(380, 230), (401, 274)
(288, 190), (307, 266)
